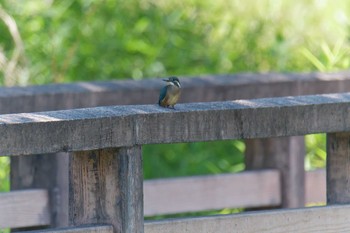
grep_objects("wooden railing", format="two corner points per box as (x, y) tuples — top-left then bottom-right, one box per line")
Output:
(1, 92), (350, 232)
(1, 71), (350, 232)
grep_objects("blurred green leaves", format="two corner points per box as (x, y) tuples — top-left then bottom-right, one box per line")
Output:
(1, 0), (350, 85)
(305, 134), (326, 170)
(144, 141), (245, 179)
(301, 40), (350, 72)
(0, 157), (9, 191)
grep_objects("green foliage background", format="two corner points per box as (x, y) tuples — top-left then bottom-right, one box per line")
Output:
(0, 0), (349, 214)
(2, 0), (350, 85)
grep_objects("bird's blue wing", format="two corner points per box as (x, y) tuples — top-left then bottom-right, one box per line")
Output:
(158, 86), (167, 104)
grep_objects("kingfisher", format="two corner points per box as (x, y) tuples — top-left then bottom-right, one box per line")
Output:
(158, 76), (181, 109)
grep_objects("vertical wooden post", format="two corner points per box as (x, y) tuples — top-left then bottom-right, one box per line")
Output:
(245, 136), (305, 208)
(327, 132), (350, 204)
(10, 153), (69, 229)
(69, 146), (143, 233)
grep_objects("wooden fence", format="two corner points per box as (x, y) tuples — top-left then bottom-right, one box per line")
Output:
(1, 71), (350, 232)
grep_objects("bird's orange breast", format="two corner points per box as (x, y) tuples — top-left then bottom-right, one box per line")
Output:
(161, 85), (181, 106)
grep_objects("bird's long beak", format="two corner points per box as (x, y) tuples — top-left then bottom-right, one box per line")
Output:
(162, 79), (170, 82)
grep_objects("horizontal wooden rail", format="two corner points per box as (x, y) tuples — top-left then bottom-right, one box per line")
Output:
(305, 169), (326, 204)
(0, 189), (50, 229)
(145, 205), (350, 233)
(144, 170), (281, 216)
(0, 169), (325, 229)
(1, 71), (350, 114)
(144, 169), (326, 216)
(20, 225), (113, 233)
(1, 92), (350, 156)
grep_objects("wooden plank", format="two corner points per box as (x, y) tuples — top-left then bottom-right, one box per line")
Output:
(144, 170), (281, 216)
(21, 224), (113, 233)
(327, 132), (350, 204)
(145, 205), (350, 233)
(246, 136), (305, 208)
(144, 169), (326, 216)
(1, 92), (350, 156)
(0, 189), (50, 229)
(305, 169), (326, 204)
(69, 147), (143, 233)
(10, 153), (69, 228)
(1, 71), (350, 114)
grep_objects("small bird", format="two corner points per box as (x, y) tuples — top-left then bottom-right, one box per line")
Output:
(158, 76), (181, 109)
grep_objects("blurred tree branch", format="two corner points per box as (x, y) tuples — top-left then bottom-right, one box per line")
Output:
(0, 7), (29, 86)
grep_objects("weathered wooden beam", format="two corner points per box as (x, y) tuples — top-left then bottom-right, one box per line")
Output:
(145, 205), (350, 233)
(327, 133), (350, 204)
(245, 136), (305, 208)
(144, 170), (281, 216)
(20, 225), (114, 233)
(0, 189), (50, 229)
(1, 93), (350, 156)
(1, 71), (350, 114)
(69, 147), (143, 233)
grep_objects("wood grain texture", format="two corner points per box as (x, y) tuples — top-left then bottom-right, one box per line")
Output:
(0, 189), (50, 229)
(327, 133), (350, 204)
(305, 169), (326, 204)
(69, 147), (143, 233)
(2, 92), (350, 156)
(144, 170), (281, 216)
(246, 136), (305, 208)
(21, 224), (113, 233)
(10, 153), (69, 228)
(145, 205), (350, 233)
